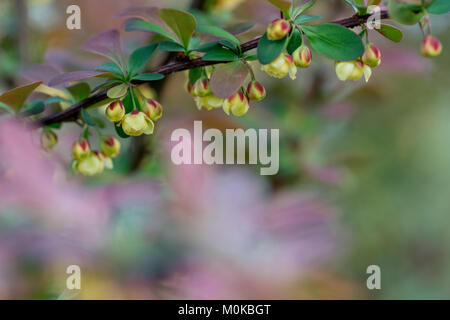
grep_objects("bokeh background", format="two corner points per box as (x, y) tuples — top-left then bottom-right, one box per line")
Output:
(0, 0), (449, 299)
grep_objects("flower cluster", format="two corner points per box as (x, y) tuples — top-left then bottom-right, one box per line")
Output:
(71, 137), (119, 176)
(105, 98), (162, 137)
(188, 78), (266, 117)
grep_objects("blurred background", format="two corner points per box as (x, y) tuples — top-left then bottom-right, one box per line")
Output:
(0, 0), (449, 299)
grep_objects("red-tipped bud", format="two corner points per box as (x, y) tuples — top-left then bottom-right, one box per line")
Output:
(193, 78), (212, 97)
(72, 139), (91, 160)
(142, 99), (163, 122)
(293, 46), (312, 68)
(247, 81), (266, 101)
(223, 91), (250, 117)
(421, 35), (442, 58)
(362, 43), (382, 68)
(105, 101), (125, 123)
(267, 19), (291, 41)
(186, 82), (195, 96)
(100, 135), (121, 158)
(41, 130), (58, 150)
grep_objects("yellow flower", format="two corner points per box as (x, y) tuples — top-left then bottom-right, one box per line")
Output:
(223, 92), (250, 117)
(335, 60), (365, 81)
(75, 152), (104, 176)
(195, 94), (224, 111)
(261, 53), (297, 80)
(121, 110), (154, 136)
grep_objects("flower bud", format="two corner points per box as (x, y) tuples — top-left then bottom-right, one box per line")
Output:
(335, 60), (364, 81)
(362, 43), (382, 68)
(193, 78), (212, 97)
(100, 135), (121, 158)
(293, 46), (312, 68)
(105, 101), (125, 123)
(186, 82), (195, 96)
(261, 53), (297, 80)
(267, 19), (291, 41)
(421, 35), (442, 58)
(223, 91), (250, 117)
(121, 110), (154, 136)
(247, 81), (266, 101)
(75, 151), (104, 176)
(41, 130), (58, 150)
(71, 139), (91, 160)
(142, 99), (163, 122)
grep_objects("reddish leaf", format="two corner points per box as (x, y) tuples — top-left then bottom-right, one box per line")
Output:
(82, 29), (123, 62)
(210, 62), (249, 99)
(48, 71), (105, 87)
(21, 64), (62, 86)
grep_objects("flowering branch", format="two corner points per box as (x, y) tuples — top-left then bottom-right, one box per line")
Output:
(35, 11), (388, 127)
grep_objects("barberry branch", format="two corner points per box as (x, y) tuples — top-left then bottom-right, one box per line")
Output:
(35, 10), (388, 127)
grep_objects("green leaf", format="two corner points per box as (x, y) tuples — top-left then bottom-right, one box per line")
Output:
(210, 61), (249, 99)
(189, 68), (202, 85)
(128, 44), (158, 76)
(0, 81), (42, 113)
(196, 25), (241, 47)
(375, 24), (403, 42)
(95, 62), (124, 77)
(0, 102), (13, 114)
(67, 83), (91, 102)
(107, 83), (128, 99)
(257, 32), (288, 65)
(302, 24), (364, 61)
(91, 80), (122, 93)
(295, 14), (322, 24)
(159, 9), (197, 50)
(159, 41), (186, 52)
(427, 0), (450, 14)
(267, 0), (292, 11)
(202, 47), (239, 61)
(45, 97), (71, 105)
(219, 40), (239, 53)
(243, 54), (258, 61)
(125, 19), (177, 42)
(286, 28), (303, 55)
(81, 108), (98, 126)
(296, 0), (317, 15)
(132, 73), (165, 81)
(46, 122), (62, 129)
(21, 100), (45, 116)
(121, 90), (135, 114)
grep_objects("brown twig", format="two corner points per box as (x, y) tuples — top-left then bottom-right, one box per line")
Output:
(35, 11), (389, 127)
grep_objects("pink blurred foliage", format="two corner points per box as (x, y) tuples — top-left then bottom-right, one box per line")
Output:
(0, 120), (340, 299)
(163, 131), (339, 299)
(380, 46), (432, 73)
